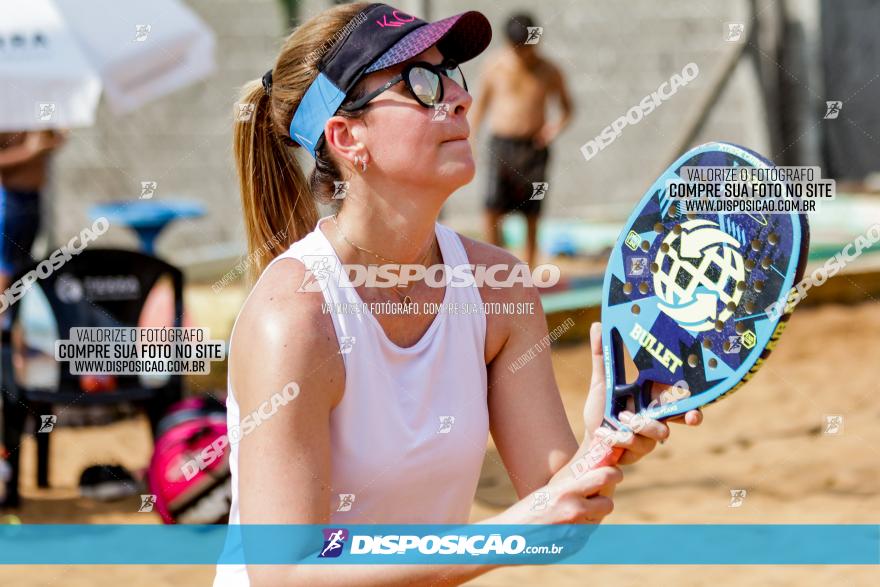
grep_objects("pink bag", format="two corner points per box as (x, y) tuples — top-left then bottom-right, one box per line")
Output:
(148, 397), (231, 524)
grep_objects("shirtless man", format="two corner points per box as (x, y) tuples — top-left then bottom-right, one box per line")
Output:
(0, 130), (65, 308)
(470, 13), (574, 267)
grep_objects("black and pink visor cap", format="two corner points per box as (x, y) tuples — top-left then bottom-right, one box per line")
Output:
(364, 10), (493, 73)
(290, 4), (492, 157)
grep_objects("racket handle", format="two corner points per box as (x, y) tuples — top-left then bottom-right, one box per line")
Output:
(589, 418), (625, 469)
(586, 436), (624, 497)
(593, 445), (624, 469)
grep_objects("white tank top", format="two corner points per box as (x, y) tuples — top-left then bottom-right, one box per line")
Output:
(214, 216), (489, 586)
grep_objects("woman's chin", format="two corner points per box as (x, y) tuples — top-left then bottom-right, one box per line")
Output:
(440, 161), (475, 187)
(438, 142), (475, 175)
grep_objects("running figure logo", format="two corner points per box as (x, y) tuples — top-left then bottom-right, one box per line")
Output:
(318, 528), (349, 558)
(724, 334), (743, 354)
(140, 181), (158, 199)
(653, 219), (744, 332)
(138, 494), (157, 513)
(38, 415), (57, 433)
(333, 181), (349, 200)
(525, 27), (543, 45)
(823, 415), (843, 435)
(725, 23), (745, 41)
(298, 255), (337, 292)
(628, 257), (647, 276)
(38, 103), (56, 121)
(530, 182), (548, 200)
(339, 336), (356, 355)
(531, 491), (550, 511)
(336, 493), (355, 512)
(728, 489), (747, 508)
(236, 103), (255, 122)
(437, 415), (455, 433)
(134, 24), (152, 42)
(824, 101), (842, 119)
(432, 103), (450, 121)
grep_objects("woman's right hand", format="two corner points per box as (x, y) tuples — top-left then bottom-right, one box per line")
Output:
(497, 464), (622, 525)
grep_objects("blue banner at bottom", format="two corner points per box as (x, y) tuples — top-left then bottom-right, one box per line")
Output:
(0, 524), (877, 565)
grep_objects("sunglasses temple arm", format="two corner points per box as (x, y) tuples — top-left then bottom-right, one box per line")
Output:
(343, 76), (402, 110)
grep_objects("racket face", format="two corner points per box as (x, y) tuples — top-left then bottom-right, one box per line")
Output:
(601, 142), (810, 426)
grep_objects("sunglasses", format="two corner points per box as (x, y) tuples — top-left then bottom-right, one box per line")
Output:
(340, 59), (468, 111)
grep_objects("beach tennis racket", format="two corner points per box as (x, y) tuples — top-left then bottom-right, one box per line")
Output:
(592, 142), (810, 467)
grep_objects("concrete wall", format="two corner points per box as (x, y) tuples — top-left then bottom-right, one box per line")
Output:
(46, 0), (774, 273)
(434, 0), (769, 230)
(45, 0), (287, 266)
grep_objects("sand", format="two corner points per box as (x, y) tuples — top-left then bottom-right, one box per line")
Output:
(1, 301), (877, 585)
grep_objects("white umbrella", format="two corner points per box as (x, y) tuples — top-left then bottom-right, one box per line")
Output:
(0, 0), (215, 131)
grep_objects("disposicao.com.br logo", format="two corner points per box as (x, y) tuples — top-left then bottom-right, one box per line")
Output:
(297, 256), (561, 292)
(317, 528), (564, 558)
(318, 528), (349, 558)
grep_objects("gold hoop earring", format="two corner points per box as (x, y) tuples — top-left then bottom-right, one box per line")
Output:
(354, 156), (367, 173)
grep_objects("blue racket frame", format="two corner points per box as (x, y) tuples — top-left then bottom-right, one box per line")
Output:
(601, 142), (809, 429)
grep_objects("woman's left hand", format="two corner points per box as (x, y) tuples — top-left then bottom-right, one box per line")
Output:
(582, 322), (703, 466)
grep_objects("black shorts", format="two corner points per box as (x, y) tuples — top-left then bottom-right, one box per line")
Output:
(484, 135), (550, 216)
(0, 186), (41, 276)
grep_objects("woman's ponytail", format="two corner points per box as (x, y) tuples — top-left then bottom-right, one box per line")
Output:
(233, 79), (316, 281)
(232, 2), (370, 281)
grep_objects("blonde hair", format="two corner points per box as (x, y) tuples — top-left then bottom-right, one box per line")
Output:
(232, 3), (371, 280)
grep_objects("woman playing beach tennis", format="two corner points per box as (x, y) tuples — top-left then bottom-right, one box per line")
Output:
(215, 4), (702, 585)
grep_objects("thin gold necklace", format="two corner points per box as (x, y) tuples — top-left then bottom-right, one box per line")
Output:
(331, 213), (437, 306)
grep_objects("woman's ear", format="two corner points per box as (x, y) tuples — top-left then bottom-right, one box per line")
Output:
(324, 116), (365, 167)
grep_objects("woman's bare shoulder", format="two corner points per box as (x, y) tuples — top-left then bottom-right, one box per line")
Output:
(230, 257), (344, 406)
(457, 233), (519, 265)
(234, 257), (335, 342)
(456, 233), (541, 303)
(455, 233), (546, 363)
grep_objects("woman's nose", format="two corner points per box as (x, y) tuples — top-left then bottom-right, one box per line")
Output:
(445, 79), (471, 117)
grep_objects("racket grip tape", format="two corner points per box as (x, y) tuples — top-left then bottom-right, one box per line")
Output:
(593, 445), (624, 469)
(581, 429), (625, 497)
(589, 417), (626, 469)
(592, 444), (624, 497)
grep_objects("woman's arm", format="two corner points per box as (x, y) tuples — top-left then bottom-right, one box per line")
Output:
(233, 257), (625, 586)
(475, 242), (700, 499)
(231, 259), (504, 586)
(483, 256), (582, 498)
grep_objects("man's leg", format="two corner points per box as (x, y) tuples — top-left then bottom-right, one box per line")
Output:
(522, 140), (549, 268)
(524, 212), (540, 268)
(483, 136), (514, 248)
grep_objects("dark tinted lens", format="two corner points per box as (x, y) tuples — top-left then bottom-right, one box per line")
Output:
(407, 66), (441, 106)
(445, 65), (467, 91)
